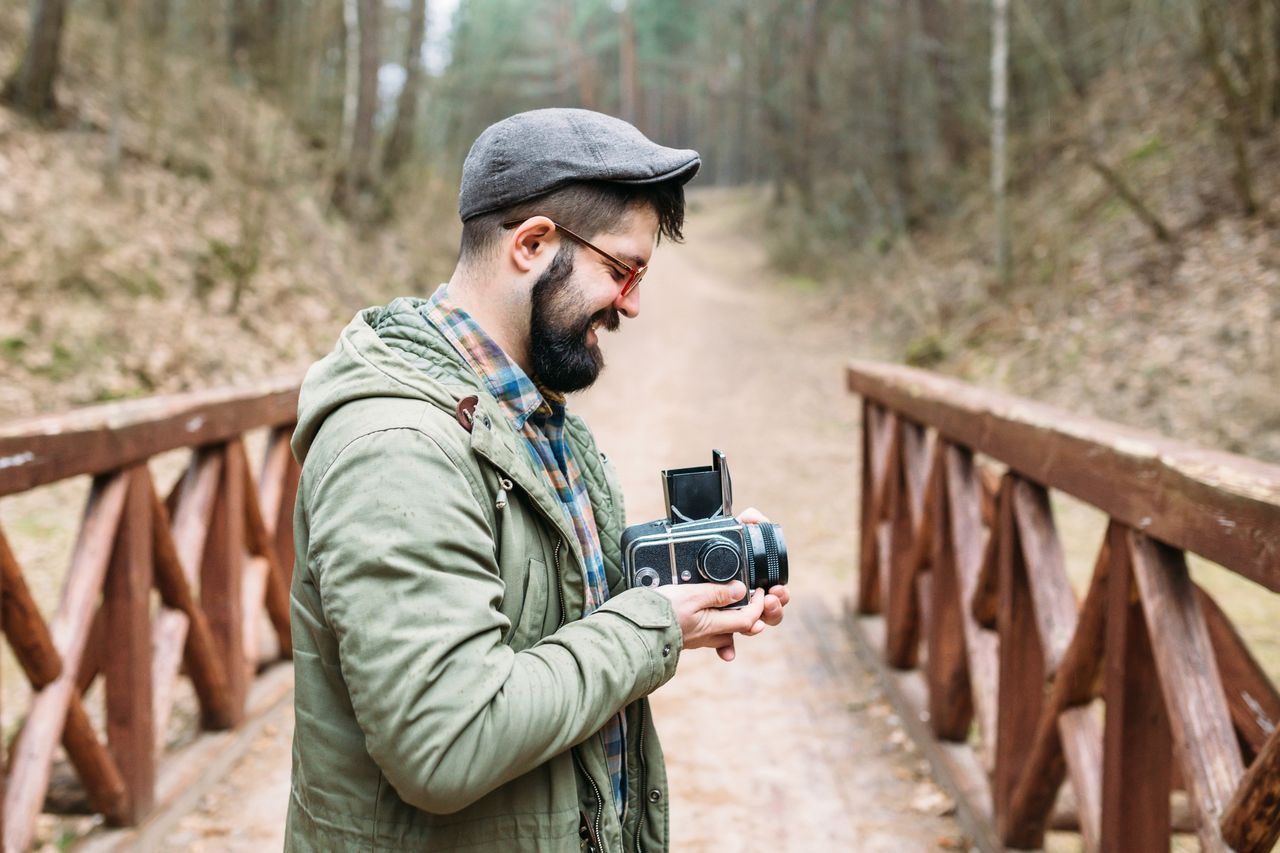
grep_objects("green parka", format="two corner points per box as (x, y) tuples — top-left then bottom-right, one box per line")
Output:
(285, 299), (684, 852)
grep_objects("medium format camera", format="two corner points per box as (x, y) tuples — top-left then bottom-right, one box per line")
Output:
(621, 451), (788, 608)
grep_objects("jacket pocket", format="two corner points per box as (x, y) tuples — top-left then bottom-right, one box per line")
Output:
(509, 557), (549, 649)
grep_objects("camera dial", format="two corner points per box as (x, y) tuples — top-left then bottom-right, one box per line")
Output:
(634, 567), (660, 588)
(697, 538), (742, 583)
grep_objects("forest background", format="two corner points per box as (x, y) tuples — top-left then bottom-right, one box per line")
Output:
(1, 0), (1277, 463)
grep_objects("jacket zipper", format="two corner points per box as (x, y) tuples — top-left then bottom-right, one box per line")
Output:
(553, 538), (567, 628)
(632, 702), (649, 853)
(573, 747), (605, 850)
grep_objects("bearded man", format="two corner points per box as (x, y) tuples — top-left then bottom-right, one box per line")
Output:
(285, 109), (789, 852)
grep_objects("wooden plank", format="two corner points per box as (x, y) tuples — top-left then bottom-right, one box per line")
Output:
(926, 441), (974, 741)
(1130, 531), (1245, 850)
(1003, 533), (1111, 848)
(1221, 729), (1280, 852)
(0, 525), (63, 687)
(970, 475), (1007, 631)
(885, 420), (934, 668)
(147, 478), (235, 731)
(0, 378), (298, 497)
(258, 424), (300, 585)
(76, 607), (105, 693)
(1058, 705), (1103, 851)
(151, 448), (228, 739)
(942, 446), (999, 772)
(201, 443), (248, 725)
(104, 466), (156, 823)
(272, 438), (300, 586)
(1101, 529), (1172, 851)
(1196, 585), (1280, 759)
(1010, 478), (1078, 673)
(859, 406), (897, 614)
(64, 694), (130, 824)
(994, 478), (1047, 840)
(846, 360), (1280, 591)
(239, 444), (291, 657)
(5, 472), (129, 853)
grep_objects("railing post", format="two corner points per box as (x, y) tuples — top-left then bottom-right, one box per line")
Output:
(993, 476), (1046, 839)
(1100, 524), (1171, 851)
(201, 443), (247, 726)
(103, 465), (156, 823)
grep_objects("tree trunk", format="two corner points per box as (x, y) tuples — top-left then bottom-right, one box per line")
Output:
(618, 0), (639, 126)
(1198, 0), (1258, 216)
(2, 0), (71, 118)
(228, 0), (253, 64)
(104, 0), (134, 193)
(334, 0), (382, 216)
(793, 0), (825, 213)
(254, 0), (285, 87)
(887, 0), (914, 228)
(143, 0), (169, 41)
(919, 0), (970, 167)
(991, 0), (1011, 288)
(382, 0), (428, 176)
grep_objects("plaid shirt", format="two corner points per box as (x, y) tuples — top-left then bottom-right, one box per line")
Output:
(422, 284), (627, 817)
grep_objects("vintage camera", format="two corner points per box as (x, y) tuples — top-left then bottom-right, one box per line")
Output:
(621, 451), (788, 607)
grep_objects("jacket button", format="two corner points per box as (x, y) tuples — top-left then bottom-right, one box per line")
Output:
(648, 789), (662, 803)
(661, 643), (671, 657)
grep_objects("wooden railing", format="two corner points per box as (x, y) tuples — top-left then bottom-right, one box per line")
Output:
(847, 359), (1280, 852)
(0, 378), (300, 852)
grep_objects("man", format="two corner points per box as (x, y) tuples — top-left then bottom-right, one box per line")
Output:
(285, 109), (789, 852)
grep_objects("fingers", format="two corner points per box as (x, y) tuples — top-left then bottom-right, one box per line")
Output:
(735, 506), (770, 525)
(716, 635), (736, 662)
(694, 580), (747, 609)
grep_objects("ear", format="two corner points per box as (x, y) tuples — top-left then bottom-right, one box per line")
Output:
(507, 216), (558, 274)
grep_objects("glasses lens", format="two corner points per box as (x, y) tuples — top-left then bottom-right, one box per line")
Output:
(621, 266), (646, 298)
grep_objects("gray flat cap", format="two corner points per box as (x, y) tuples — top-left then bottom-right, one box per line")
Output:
(458, 108), (700, 221)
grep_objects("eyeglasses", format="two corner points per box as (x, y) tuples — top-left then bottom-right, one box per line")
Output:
(502, 217), (647, 299)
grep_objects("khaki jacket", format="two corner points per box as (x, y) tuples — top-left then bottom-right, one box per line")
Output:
(285, 299), (682, 852)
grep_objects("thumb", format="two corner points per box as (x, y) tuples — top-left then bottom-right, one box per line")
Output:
(702, 581), (746, 608)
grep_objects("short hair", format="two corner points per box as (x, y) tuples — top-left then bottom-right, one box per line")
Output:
(458, 179), (687, 263)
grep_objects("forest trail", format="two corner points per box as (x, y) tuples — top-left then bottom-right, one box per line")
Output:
(152, 195), (965, 851)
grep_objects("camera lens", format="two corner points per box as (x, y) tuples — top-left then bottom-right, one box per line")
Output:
(743, 523), (788, 589)
(696, 538), (742, 583)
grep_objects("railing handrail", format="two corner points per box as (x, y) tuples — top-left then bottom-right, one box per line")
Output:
(0, 375), (300, 498)
(847, 358), (1280, 853)
(847, 358), (1280, 592)
(0, 378), (302, 850)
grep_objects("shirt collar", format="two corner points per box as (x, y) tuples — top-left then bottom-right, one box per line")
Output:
(421, 284), (561, 430)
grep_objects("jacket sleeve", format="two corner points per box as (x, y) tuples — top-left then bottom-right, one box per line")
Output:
(306, 426), (683, 814)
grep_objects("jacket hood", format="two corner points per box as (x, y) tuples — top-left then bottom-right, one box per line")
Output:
(292, 297), (482, 463)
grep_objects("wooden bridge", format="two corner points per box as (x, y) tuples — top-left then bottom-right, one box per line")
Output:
(0, 361), (1276, 851)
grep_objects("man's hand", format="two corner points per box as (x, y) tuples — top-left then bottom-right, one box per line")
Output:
(654, 581), (766, 662)
(653, 505), (792, 662)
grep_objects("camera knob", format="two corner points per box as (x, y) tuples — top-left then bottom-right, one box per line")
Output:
(697, 538), (742, 583)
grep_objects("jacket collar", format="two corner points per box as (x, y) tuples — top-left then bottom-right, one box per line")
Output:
(370, 294), (588, 569)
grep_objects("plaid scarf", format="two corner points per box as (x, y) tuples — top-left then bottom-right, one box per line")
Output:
(421, 284), (627, 817)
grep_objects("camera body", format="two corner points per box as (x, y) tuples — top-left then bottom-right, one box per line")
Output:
(621, 451), (787, 608)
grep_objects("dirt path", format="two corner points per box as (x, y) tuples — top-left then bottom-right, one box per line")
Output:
(155, 193), (964, 851)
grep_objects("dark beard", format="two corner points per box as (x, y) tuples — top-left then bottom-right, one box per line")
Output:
(529, 247), (621, 393)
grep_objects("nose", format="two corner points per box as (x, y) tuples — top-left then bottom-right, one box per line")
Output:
(614, 282), (640, 319)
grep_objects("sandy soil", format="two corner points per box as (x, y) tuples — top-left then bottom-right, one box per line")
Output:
(152, 195), (966, 851)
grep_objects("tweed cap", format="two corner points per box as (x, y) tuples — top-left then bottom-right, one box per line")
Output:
(458, 108), (701, 221)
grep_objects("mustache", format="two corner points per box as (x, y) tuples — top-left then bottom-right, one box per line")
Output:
(582, 306), (621, 336)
